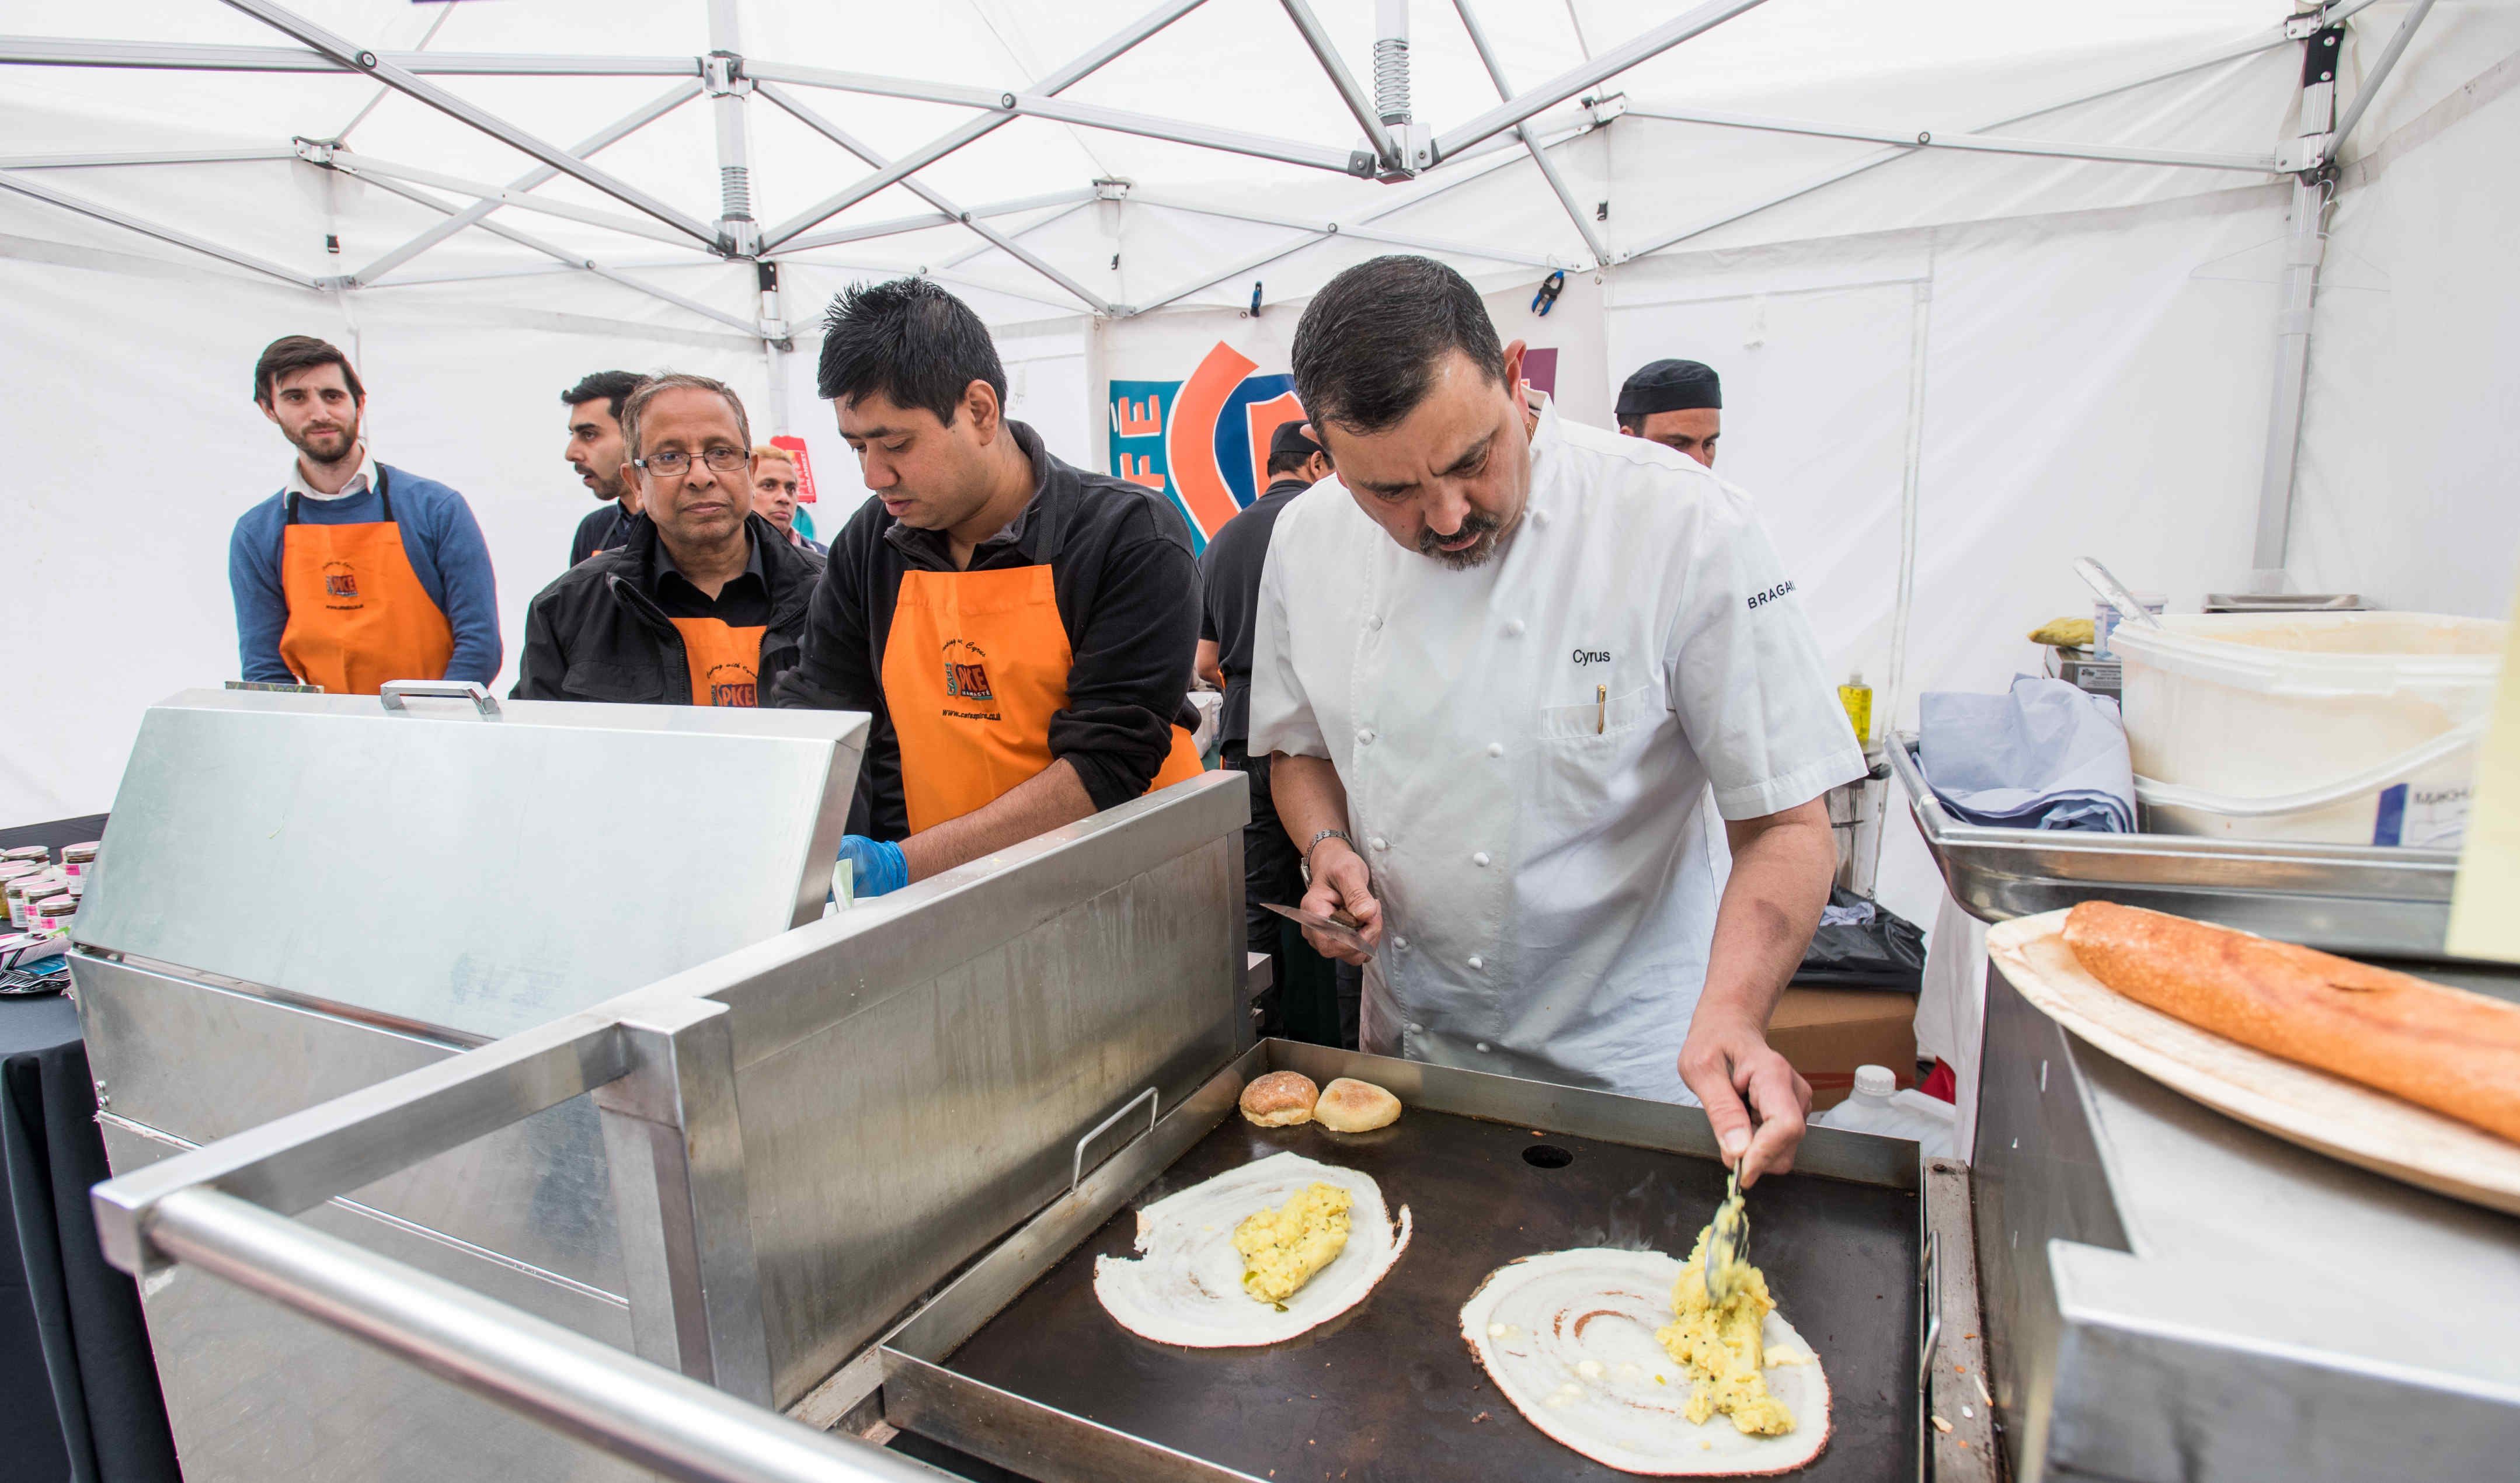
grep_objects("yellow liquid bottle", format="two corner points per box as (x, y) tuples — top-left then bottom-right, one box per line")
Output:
(1837, 671), (1873, 749)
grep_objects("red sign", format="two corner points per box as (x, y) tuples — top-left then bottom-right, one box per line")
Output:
(770, 434), (817, 503)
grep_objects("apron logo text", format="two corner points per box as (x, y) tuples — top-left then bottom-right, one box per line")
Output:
(941, 639), (1002, 721)
(322, 561), (363, 605)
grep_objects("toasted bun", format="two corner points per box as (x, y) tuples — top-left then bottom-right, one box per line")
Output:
(1239, 1070), (1319, 1127)
(2062, 901), (2520, 1144)
(1315, 1077), (1401, 1133)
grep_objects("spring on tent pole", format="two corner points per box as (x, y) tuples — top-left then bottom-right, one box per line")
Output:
(1373, 37), (1412, 126)
(721, 166), (752, 221)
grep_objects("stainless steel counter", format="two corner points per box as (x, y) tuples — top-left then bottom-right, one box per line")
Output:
(1975, 962), (2520, 1482)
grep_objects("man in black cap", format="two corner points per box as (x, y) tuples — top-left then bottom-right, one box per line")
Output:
(1615, 357), (1723, 468)
(1198, 419), (1346, 1046)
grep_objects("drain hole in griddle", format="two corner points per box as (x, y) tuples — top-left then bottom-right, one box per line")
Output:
(1523, 1144), (1574, 1169)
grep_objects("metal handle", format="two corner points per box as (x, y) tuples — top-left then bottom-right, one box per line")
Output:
(142, 1188), (944, 1483)
(379, 679), (502, 718)
(1071, 1087), (1158, 1193)
(1918, 1230), (1943, 1394)
(2072, 556), (2162, 631)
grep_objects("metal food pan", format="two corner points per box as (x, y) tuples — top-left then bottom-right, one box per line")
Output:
(1887, 734), (2459, 956)
(875, 1044), (1933, 1482)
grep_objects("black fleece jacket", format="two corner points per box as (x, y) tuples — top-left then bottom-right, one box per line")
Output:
(511, 513), (824, 704)
(770, 421), (1200, 843)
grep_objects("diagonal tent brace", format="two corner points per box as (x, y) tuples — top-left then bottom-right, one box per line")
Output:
(0, 168), (318, 287)
(754, 82), (1111, 314)
(761, 0), (1210, 252)
(1277, 0), (1401, 173)
(351, 170), (768, 340)
(348, 81), (703, 287)
(1451, 0), (1611, 263)
(214, 0), (721, 250)
(1431, 0), (1773, 165)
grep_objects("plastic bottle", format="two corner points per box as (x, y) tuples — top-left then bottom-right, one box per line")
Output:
(1837, 671), (1873, 749)
(1811, 1065), (1957, 1158)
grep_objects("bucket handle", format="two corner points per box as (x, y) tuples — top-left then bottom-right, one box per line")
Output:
(2133, 719), (2486, 819)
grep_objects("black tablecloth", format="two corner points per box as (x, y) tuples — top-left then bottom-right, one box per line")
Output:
(1, 813), (180, 1483)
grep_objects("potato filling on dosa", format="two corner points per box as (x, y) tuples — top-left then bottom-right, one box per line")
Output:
(1095, 1153), (1409, 1347)
(1461, 1248), (1830, 1477)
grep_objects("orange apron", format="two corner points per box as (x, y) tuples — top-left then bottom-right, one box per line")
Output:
(668, 617), (767, 706)
(277, 472), (457, 696)
(881, 565), (1203, 833)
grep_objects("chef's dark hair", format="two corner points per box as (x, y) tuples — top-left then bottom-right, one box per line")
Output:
(253, 335), (364, 406)
(817, 276), (1008, 426)
(1292, 256), (1506, 435)
(562, 370), (649, 425)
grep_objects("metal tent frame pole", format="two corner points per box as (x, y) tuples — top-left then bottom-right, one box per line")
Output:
(1430, 0), (1772, 165)
(1452, 0), (1613, 263)
(2249, 0), (2434, 590)
(212, 0), (721, 249)
(346, 81), (702, 287)
(0, 168), (318, 287)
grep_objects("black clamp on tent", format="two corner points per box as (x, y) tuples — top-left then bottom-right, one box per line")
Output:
(1530, 270), (1565, 317)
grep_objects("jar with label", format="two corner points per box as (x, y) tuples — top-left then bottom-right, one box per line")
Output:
(0, 864), (40, 923)
(5, 872), (64, 927)
(61, 841), (100, 879)
(31, 894), (76, 934)
(0, 845), (48, 868)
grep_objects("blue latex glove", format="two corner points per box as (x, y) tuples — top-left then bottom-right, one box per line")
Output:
(836, 834), (909, 899)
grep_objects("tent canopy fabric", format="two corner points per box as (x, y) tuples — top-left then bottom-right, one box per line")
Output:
(6, 2), (2518, 942)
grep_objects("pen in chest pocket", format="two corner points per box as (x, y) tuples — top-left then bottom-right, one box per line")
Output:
(1597, 684), (1606, 734)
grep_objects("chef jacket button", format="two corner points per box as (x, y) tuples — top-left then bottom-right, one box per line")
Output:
(1531, 508), (1551, 528)
(1356, 727), (1375, 745)
(1407, 1022), (1423, 1034)
(1467, 955), (1485, 970)
(1393, 935), (1407, 948)
(1472, 851), (1491, 866)
(1369, 836), (1388, 851)
(1367, 615), (1383, 630)
(1476, 1042), (1491, 1053)
(1505, 618), (1526, 637)
(1487, 742), (1504, 758)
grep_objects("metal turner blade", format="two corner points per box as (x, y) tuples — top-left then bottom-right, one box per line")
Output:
(1703, 1165), (1750, 1305)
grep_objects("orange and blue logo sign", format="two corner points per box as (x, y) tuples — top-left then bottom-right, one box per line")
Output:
(321, 560), (361, 603)
(1107, 342), (1307, 553)
(943, 639), (995, 702)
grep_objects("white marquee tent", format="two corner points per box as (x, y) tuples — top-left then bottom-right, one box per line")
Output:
(8, 0), (2520, 934)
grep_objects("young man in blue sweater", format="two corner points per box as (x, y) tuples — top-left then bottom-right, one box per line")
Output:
(228, 336), (501, 694)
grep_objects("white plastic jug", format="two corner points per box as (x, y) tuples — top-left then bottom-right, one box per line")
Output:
(1811, 1066), (1957, 1158)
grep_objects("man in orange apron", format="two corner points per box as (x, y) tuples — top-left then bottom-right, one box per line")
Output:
(513, 374), (824, 705)
(772, 278), (1204, 897)
(229, 335), (501, 694)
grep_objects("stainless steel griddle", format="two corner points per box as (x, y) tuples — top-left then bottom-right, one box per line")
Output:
(874, 1043), (1936, 1483)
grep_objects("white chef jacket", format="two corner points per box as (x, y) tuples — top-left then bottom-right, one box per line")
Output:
(1248, 395), (1863, 1101)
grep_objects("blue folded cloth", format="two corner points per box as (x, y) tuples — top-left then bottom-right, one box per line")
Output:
(1919, 677), (2135, 832)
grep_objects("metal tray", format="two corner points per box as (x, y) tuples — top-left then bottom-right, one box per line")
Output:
(1888, 733), (2459, 957)
(869, 1043), (1934, 1482)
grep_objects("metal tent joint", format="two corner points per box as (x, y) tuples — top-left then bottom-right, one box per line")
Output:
(702, 50), (750, 98)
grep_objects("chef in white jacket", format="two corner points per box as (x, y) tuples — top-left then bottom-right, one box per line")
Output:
(1249, 257), (1863, 1185)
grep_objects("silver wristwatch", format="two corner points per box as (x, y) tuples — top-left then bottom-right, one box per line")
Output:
(1299, 828), (1353, 885)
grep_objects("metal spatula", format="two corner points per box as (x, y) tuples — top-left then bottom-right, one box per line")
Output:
(1704, 1166), (1751, 1305)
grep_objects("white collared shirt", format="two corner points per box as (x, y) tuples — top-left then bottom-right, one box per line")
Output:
(1248, 395), (1863, 1101)
(284, 443), (379, 502)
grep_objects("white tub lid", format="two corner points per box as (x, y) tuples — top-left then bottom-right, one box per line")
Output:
(2108, 612), (2505, 697)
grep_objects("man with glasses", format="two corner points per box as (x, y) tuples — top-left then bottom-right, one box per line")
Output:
(513, 373), (824, 705)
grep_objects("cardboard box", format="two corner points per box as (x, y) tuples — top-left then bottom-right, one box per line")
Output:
(1769, 986), (1918, 1111)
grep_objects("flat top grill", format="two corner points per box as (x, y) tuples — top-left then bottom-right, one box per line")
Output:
(931, 1100), (1921, 1482)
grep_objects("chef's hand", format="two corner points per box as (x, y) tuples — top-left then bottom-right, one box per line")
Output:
(1298, 837), (1383, 965)
(1678, 1013), (1811, 1189)
(836, 834), (909, 899)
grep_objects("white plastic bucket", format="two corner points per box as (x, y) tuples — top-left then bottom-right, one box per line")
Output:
(2108, 612), (2505, 847)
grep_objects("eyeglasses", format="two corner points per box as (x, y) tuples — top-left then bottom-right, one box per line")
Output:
(634, 447), (749, 477)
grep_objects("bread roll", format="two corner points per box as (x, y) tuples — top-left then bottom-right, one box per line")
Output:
(2062, 901), (2520, 1144)
(1240, 1070), (1319, 1127)
(1315, 1077), (1401, 1133)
